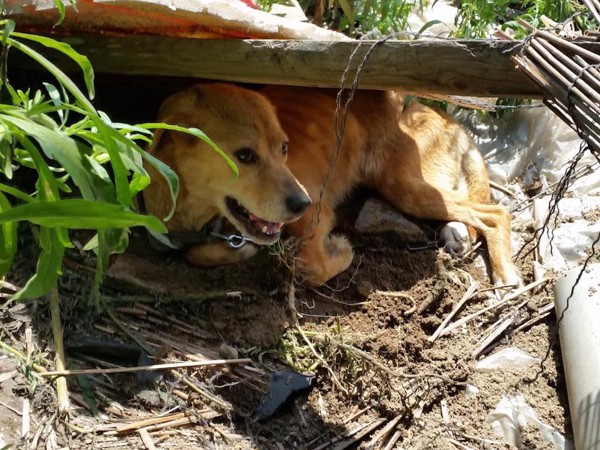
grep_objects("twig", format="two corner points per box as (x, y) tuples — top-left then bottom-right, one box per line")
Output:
(374, 290), (416, 316)
(138, 429), (157, 450)
(21, 398), (30, 438)
(106, 308), (154, 356)
(382, 430), (402, 450)
(116, 412), (188, 433)
(50, 287), (70, 412)
(447, 438), (477, 450)
(438, 278), (549, 338)
(489, 180), (517, 199)
(365, 414), (402, 449)
(171, 371), (231, 411)
(513, 302), (554, 333)
(306, 406), (372, 448)
(40, 358), (252, 378)
(0, 399), (21, 416)
(335, 418), (387, 450)
(429, 281), (479, 342)
(472, 301), (526, 358)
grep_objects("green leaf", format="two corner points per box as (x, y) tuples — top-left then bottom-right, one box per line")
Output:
(0, 138), (12, 179)
(12, 226), (65, 300)
(52, 0), (66, 26)
(138, 123), (237, 175)
(0, 191), (17, 277)
(140, 151), (179, 221)
(7, 37), (95, 112)
(0, 183), (34, 204)
(11, 32), (95, 99)
(0, 199), (167, 233)
(3, 115), (98, 200)
(14, 134), (59, 201)
(90, 117), (133, 206)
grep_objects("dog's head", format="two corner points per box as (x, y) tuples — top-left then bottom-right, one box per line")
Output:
(143, 83), (311, 245)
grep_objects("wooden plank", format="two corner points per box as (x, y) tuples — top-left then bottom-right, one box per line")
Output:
(50, 35), (552, 97)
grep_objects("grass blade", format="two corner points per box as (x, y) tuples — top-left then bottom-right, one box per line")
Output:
(11, 32), (95, 99)
(0, 199), (167, 232)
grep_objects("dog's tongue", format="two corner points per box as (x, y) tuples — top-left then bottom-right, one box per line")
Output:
(249, 213), (283, 235)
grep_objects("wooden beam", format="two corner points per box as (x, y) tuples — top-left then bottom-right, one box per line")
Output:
(43, 35), (549, 97)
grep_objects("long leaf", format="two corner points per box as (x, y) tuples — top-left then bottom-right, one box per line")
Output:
(4, 115), (98, 200)
(0, 199), (167, 233)
(0, 191), (17, 278)
(0, 183), (34, 204)
(14, 133), (59, 201)
(7, 37), (95, 112)
(138, 123), (238, 175)
(12, 226), (65, 300)
(11, 32), (95, 99)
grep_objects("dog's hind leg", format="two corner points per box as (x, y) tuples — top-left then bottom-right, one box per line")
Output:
(376, 176), (521, 288)
(287, 203), (354, 287)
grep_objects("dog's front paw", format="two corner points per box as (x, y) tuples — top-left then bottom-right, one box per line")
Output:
(440, 222), (471, 256)
(493, 265), (523, 291)
(300, 235), (354, 287)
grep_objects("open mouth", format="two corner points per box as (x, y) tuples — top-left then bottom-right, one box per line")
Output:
(225, 197), (284, 242)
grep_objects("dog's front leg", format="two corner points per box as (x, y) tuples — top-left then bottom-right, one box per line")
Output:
(287, 203), (354, 286)
(185, 242), (259, 267)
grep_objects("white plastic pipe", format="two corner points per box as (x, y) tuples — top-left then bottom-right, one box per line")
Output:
(554, 263), (600, 450)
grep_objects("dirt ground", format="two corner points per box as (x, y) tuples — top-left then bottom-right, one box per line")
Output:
(0, 186), (572, 450)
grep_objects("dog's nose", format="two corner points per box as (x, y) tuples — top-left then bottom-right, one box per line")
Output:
(285, 192), (312, 215)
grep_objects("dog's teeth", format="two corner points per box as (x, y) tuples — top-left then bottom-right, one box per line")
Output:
(261, 225), (268, 234)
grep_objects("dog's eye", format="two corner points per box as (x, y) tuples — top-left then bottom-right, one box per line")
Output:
(235, 148), (256, 164)
(282, 142), (289, 156)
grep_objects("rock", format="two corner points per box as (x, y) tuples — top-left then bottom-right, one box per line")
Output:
(354, 198), (427, 242)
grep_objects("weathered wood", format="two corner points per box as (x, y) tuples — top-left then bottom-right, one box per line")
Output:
(49, 35), (558, 97)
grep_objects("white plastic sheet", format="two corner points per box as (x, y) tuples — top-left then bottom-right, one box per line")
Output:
(486, 396), (571, 449)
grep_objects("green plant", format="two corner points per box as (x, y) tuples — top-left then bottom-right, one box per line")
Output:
(456, 0), (597, 39)
(0, 20), (232, 301)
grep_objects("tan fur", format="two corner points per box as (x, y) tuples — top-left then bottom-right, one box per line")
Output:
(144, 83), (521, 287)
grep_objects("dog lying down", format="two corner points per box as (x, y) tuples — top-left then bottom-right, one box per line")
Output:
(143, 83), (521, 288)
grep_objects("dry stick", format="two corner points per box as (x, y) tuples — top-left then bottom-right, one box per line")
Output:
(382, 430), (402, 450)
(331, 418), (387, 450)
(489, 180), (517, 199)
(429, 281), (479, 342)
(524, 46), (600, 117)
(472, 299), (530, 358)
(536, 29), (600, 63)
(447, 438), (477, 450)
(438, 278), (549, 338)
(528, 39), (600, 114)
(116, 413), (188, 433)
(49, 287), (69, 413)
(513, 302), (555, 334)
(138, 429), (157, 450)
(40, 358), (252, 378)
(365, 414), (402, 450)
(374, 290), (416, 316)
(305, 406), (372, 448)
(171, 371), (231, 410)
(537, 38), (600, 92)
(584, 0), (600, 26)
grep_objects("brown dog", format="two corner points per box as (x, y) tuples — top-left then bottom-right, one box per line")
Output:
(143, 83), (521, 288)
